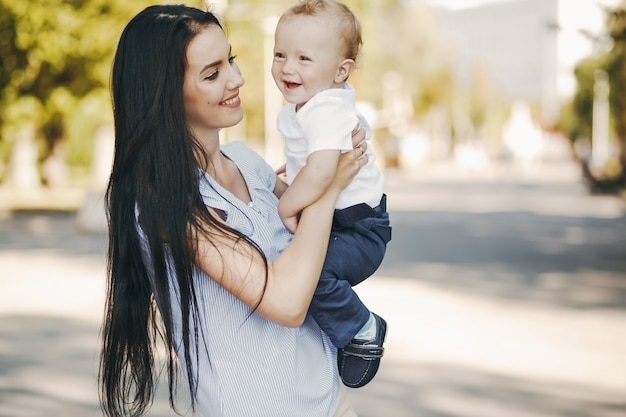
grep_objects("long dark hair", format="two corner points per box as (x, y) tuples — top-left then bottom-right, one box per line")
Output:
(100, 5), (264, 416)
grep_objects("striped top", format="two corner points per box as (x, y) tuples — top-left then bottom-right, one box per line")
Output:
(139, 141), (341, 417)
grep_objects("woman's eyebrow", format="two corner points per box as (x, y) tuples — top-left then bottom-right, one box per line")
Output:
(199, 46), (232, 74)
(200, 59), (223, 74)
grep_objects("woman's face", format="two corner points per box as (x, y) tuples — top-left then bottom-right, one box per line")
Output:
(183, 25), (245, 137)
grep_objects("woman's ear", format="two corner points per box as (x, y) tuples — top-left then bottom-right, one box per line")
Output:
(335, 59), (356, 84)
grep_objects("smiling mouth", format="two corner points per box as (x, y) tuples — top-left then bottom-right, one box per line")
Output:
(284, 81), (300, 90)
(221, 95), (240, 106)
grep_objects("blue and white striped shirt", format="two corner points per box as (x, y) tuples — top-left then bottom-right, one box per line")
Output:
(143, 141), (341, 417)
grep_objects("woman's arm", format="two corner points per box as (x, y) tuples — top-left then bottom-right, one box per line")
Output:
(193, 147), (367, 327)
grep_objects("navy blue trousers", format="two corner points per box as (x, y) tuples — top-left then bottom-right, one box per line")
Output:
(309, 195), (392, 348)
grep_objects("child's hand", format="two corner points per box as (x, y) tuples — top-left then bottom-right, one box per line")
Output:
(281, 213), (299, 234)
(275, 163), (287, 176)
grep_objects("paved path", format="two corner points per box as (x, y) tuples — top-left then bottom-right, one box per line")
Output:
(0, 151), (625, 416)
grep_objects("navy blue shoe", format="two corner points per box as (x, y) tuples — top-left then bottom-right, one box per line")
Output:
(337, 313), (386, 388)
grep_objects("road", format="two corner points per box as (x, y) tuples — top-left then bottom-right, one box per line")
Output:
(0, 152), (625, 416)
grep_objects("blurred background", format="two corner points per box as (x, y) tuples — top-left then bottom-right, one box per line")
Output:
(1, 0), (625, 416)
(1, 0), (626, 199)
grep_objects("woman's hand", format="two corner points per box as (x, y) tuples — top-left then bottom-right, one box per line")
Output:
(332, 139), (368, 192)
(329, 123), (368, 192)
(351, 123), (366, 149)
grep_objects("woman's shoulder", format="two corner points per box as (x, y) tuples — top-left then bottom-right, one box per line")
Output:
(221, 140), (262, 162)
(222, 139), (251, 154)
(221, 140), (275, 189)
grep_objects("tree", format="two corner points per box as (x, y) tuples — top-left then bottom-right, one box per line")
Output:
(606, 3), (626, 168)
(558, 1), (626, 189)
(0, 0), (454, 181)
(0, 0), (156, 182)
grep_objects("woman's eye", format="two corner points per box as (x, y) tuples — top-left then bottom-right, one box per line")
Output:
(205, 55), (237, 80)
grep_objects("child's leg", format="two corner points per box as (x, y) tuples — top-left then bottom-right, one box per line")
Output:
(329, 196), (391, 287)
(309, 273), (371, 348)
(310, 196), (391, 347)
(329, 217), (390, 287)
(327, 195), (392, 388)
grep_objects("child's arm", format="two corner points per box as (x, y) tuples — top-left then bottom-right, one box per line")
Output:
(273, 164), (289, 199)
(278, 149), (340, 233)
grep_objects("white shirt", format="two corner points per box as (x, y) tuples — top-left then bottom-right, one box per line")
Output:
(138, 141), (341, 417)
(277, 82), (384, 209)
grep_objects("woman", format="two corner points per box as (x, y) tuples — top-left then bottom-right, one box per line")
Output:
(99, 4), (367, 417)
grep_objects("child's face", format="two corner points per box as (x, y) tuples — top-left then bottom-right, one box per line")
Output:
(272, 14), (346, 108)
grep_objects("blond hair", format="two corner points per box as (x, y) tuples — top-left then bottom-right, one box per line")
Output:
(280, 0), (362, 63)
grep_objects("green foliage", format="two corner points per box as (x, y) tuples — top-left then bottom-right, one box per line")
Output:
(0, 0), (456, 179)
(559, 2), (626, 168)
(222, 0), (291, 141)
(558, 57), (601, 143)
(349, 0), (453, 111)
(606, 5), (626, 144)
(0, 0), (158, 179)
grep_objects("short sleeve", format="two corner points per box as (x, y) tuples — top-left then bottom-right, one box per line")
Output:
(297, 93), (358, 154)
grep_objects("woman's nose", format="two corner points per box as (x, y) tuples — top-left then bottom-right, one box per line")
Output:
(229, 63), (245, 88)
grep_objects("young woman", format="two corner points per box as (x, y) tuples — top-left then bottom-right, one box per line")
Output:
(99, 4), (367, 417)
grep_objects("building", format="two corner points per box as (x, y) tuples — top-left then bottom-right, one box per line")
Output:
(428, 0), (618, 124)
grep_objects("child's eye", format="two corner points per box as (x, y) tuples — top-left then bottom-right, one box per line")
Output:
(299, 55), (310, 61)
(274, 52), (285, 60)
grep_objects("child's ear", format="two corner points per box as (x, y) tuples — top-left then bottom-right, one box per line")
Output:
(335, 59), (356, 84)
